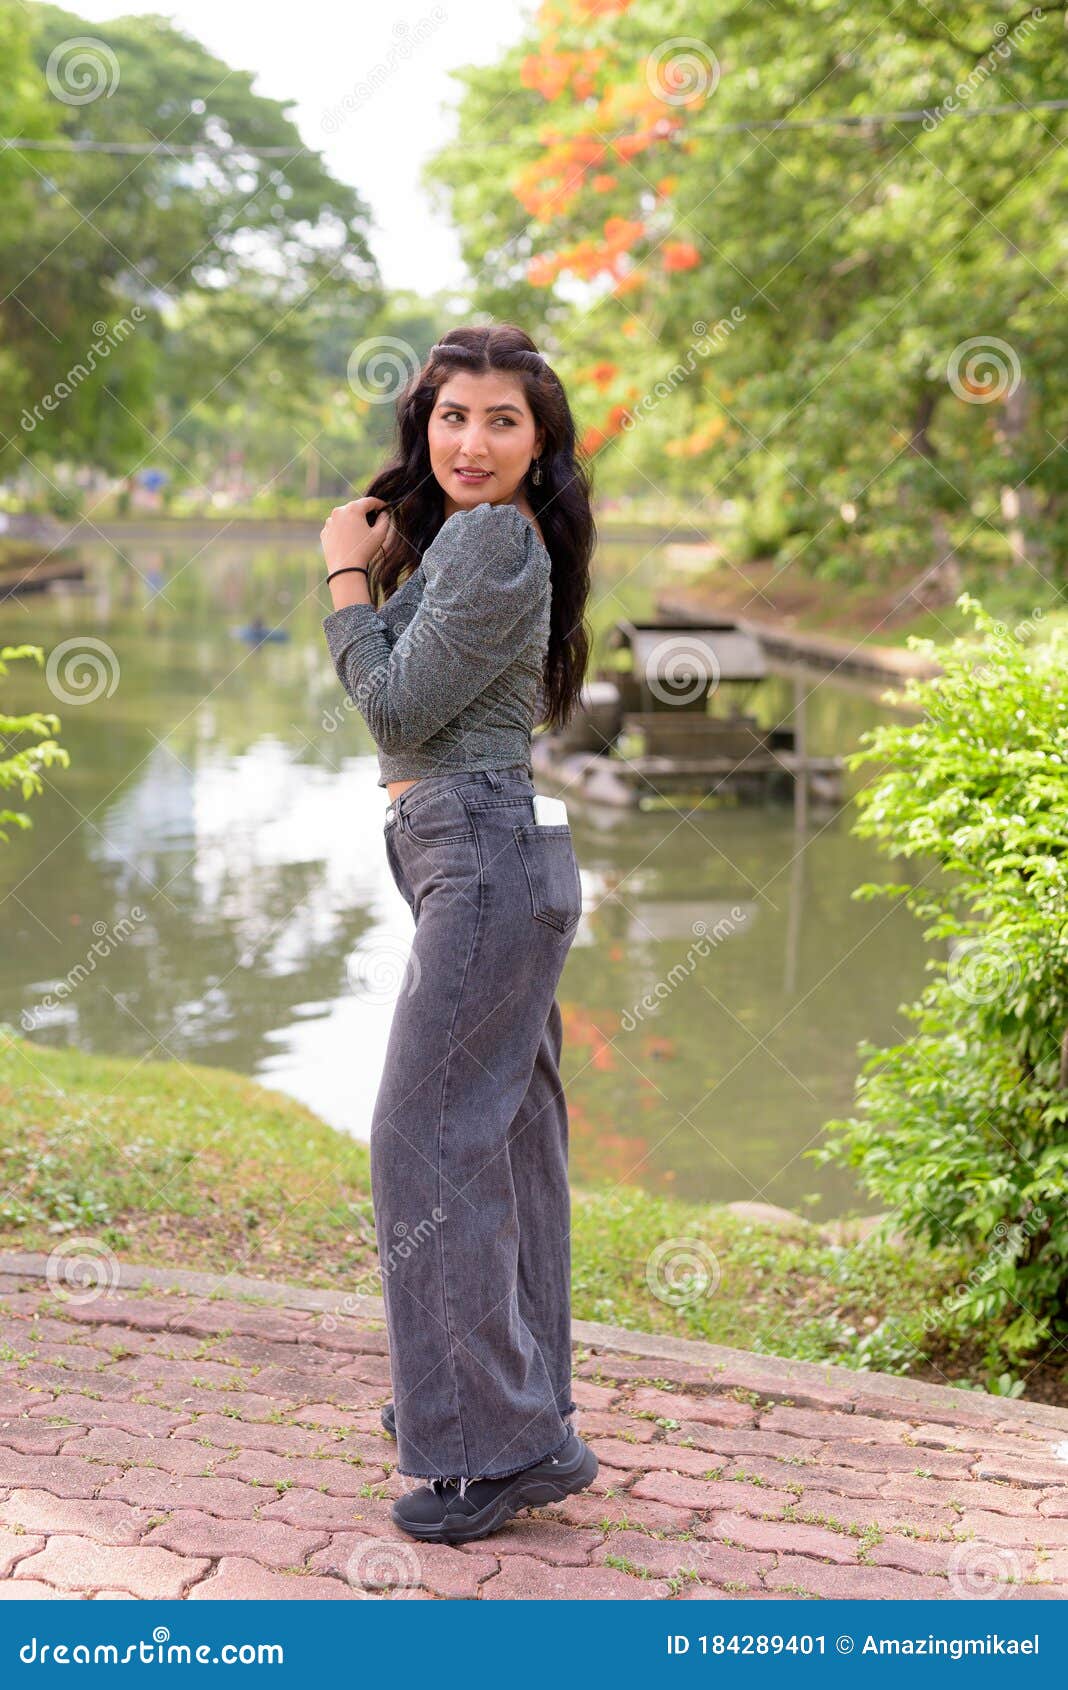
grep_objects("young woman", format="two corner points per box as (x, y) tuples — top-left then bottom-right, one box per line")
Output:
(319, 324), (596, 1544)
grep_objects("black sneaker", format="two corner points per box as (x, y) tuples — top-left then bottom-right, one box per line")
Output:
(390, 1430), (598, 1544)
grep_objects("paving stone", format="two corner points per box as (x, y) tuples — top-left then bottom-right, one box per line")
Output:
(27, 1394), (185, 1439)
(761, 1407), (913, 1443)
(818, 1440), (974, 1480)
(0, 1489), (160, 1545)
(594, 1529), (773, 1591)
(909, 1423), (1050, 1457)
(571, 1381), (621, 1412)
(480, 1555), (672, 1599)
(0, 1421), (85, 1456)
(880, 1474), (1039, 1516)
(73, 1426), (239, 1475)
(0, 1579), (85, 1598)
(789, 1488), (956, 1533)
(625, 1389), (757, 1428)
(187, 1557), (364, 1599)
(764, 1554), (947, 1600)
(573, 1412), (657, 1441)
(589, 1437), (726, 1476)
(97, 1470), (263, 1518)
(545, 1494), (695, 1533)
(5, 1265), (1068, 1603)
(970, 1455), (1061, 1489)
(458, 1519), (601, 1566)
(289, 1403), (389, 1430)
(0, 1527), (46, 1577)
(310, 1532), (497, 1599)
(299, 1323), (391, 1358)
(674, 1425), (825, 1463)
(223, 1448), (388, 1496)
(866, 1536), (987, 1578)
(142, 1508), (329, 1567)
(259, 1487), (386, 1534)
(14, 1535), (209, 1598)
(725, 1456), (883, 1499)
(632, 1472), (792, 1515)
(954, 1508), (1068, 1549)
(699, 1510), (860, 1565)
(0, 1449), (120, 1498)
(697, 1363), (861, 1413)
(851, 1393), (998, 1428)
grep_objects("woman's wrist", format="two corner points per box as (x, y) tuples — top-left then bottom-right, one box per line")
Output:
(326, 564), (373, 612)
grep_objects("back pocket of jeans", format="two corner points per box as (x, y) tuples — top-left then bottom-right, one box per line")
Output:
(513, 824), (582, 934)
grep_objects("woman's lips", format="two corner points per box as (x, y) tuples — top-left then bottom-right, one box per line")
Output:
(455, 468), (491, 481)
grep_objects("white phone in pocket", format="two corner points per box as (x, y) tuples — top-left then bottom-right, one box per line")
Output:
(533, 793), (569, 827)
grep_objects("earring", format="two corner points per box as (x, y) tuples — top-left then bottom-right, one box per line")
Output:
(531, 457), (543, 486)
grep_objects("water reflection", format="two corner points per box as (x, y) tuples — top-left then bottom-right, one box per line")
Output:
(0, 530), (931, 1216)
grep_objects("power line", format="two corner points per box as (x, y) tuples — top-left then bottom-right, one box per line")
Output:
(1, 98), (1066, 157)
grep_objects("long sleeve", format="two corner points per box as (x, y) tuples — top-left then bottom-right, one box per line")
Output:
(320, 500), (550, 756)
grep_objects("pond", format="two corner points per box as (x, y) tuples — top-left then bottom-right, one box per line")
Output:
(0, 528), (933, 1219)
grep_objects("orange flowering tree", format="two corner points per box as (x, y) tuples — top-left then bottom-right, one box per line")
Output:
(425, 0), (1067, 586)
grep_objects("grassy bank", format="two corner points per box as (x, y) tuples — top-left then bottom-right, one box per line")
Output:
(0, 1028), (1044, 1401)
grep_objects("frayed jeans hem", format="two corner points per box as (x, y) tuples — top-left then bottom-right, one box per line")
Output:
(400, 1424), (573, 1486)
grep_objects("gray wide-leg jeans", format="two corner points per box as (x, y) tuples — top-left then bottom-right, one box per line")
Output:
(374, 763), (582, 1482)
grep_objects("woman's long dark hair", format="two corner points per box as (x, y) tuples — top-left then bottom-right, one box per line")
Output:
(364, 323), (594, 731)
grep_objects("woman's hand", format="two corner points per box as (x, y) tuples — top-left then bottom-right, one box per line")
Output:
(320, 497), (392, 574)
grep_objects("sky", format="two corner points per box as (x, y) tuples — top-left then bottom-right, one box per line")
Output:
(71, 0), (536, 294)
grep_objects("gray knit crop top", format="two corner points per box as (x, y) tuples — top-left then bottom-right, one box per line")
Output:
(320, 499), (552, 788)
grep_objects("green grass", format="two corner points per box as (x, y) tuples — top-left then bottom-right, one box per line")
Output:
(0, 1024), (988, 1386)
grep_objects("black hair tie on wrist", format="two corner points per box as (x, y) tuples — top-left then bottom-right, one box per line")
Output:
(326, 565), (370, 583)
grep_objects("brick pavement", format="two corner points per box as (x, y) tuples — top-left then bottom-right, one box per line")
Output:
(1, 1261), (1066, 1601)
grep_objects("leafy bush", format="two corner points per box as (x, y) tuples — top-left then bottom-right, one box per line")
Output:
(809, 595), (1068, 1371)
(0, 646), (70, 842)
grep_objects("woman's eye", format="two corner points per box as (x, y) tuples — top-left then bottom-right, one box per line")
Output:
(441, 411), (514, 426)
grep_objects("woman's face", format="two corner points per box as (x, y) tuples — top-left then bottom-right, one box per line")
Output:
(428, 369), (544, 517)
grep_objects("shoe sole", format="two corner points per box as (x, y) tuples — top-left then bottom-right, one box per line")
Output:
(393, 1442), (599, 1545)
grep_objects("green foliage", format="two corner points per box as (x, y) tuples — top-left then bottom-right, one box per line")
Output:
(0, 645), (71, 843)
(810, 595), (1068, 1366)
(0, 0), (381, 479)
(428, 2), (1068, 585)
